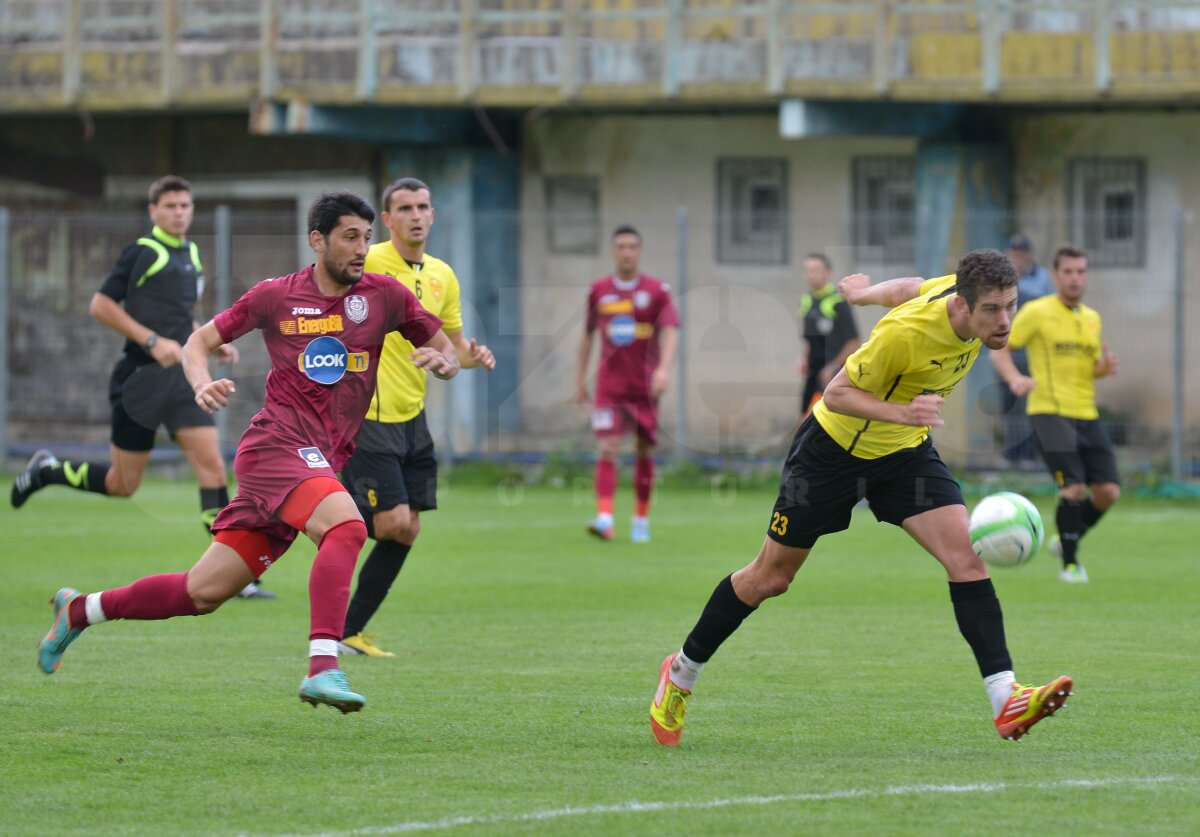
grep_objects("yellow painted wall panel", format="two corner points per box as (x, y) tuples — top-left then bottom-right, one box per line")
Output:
(909, 34), (981, 80)
(1113, 32), (1200, 75)
(0, 53), (63, 88)
(1000, 33), (1091, 80)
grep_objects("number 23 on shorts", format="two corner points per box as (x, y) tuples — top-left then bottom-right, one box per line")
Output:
(770, 511), (788, 536)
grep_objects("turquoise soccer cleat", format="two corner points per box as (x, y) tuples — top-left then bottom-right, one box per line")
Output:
(299, 669), (366, 713)
(631, 516), (651, 544)
(38, 587), (83, 674)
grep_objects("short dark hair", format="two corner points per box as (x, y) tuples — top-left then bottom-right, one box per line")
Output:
(612, 225), (641, 242)
(1052, 244), (1088, 270)
(307, 191), (375, 237)
(954, 248), (1018, 311)
(804, 252), (832, 270)
(1006, 233), (1033, 252)
(381, 177), (431, 214)
(148, 175), (192, 204)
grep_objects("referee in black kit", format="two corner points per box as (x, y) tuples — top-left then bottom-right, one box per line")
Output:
(11, 175), (270, 600)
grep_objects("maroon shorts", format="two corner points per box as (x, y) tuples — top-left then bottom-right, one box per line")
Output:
(210, 429), (346, 570)
(591, 396), (659, 445)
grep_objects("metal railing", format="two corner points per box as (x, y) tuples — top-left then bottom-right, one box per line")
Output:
(3, 0), (1200, 110)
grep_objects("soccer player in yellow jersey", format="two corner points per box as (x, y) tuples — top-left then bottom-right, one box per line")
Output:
(991, 245), (1120, 584)
(338, 178), (495, 657)
(650, 249), (1072, 747)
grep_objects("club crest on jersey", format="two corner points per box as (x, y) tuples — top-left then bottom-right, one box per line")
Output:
(635, 290), (651, 309)
(607, 314), (637, 347)
(297, 335), (369, 384)
(297, 446), (331, 469)
(345, 294), (369, 324)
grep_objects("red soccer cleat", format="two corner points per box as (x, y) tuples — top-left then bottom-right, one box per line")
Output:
(995, 675), (1073, 741)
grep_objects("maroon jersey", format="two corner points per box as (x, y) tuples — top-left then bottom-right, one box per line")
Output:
(586, 274), (680, 402)
(214, 266), (442, 472)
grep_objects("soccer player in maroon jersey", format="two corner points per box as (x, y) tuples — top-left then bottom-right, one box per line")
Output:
(575, 225), (680, 543)
(36, 192), (459, 712)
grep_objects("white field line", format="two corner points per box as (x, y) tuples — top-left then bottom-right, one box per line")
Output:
(265, 775), (1191, 837)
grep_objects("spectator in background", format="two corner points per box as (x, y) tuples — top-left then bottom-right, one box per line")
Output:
(796, 253), (860, 416)
(997, 234), (1055, 465)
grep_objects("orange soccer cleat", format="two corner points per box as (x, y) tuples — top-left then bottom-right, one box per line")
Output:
(994, 675), (1073, 741)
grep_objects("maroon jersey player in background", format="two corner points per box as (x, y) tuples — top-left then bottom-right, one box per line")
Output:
(36, 192), (459, 713)
(575, 225), (681, 544)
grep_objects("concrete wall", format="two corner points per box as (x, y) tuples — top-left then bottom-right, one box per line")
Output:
(4, 108), (1197, 464)
(519, 111), (915, 457)
(1010, 112), (1200, 441)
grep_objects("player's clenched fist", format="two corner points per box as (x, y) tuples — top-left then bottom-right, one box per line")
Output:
(194, 379), (235, 413)
(837, 273), (872, 306)
(903, 393), (945, 427)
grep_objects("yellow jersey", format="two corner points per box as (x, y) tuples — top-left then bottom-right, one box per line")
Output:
(363, 242), (463, 423)
(813, 275), (980, 459)
(1007, 295), (1102, 420)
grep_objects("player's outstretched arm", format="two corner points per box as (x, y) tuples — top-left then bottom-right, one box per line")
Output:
(989, 345), (1036, 396)
(446, 328), (496, 371)
(575, 329), (594, 404)
(838, 274), (924, 309)
(184, 320), (236, 413)
(410, 330), (461, 380)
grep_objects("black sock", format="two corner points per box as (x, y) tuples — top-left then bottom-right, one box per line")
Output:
(200, 486), (230, 535)
(1056, 499), (1085, 566)
(39, 460), (110, 495)
(949, 578), (1012, 678)
(1080, 501), (1105, 537)
(681, 575), (757, 664)
(343, 540), (412, 638)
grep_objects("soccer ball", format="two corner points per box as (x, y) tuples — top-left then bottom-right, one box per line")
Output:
(969, 492), (1044, 568)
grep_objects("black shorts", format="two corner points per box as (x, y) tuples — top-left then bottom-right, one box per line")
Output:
(1029, 413), (1120, 488)
(768, 415), (965, 549)
(109, 358), (214, 452)
(341, 412), (439, 515)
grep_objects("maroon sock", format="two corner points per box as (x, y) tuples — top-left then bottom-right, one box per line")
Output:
(68, 596), (88, 630)
(308, 654), (340, 677)
(595, 459), (616, 509)
(635, 455), (655, 510)
(99, 573), (200, 621)
(308, 519), (367, 642)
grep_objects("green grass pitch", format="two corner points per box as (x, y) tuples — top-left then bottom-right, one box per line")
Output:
(2, 476), (1197, 835)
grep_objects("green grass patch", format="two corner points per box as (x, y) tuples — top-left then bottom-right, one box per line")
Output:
(2, 478), (1197, 835)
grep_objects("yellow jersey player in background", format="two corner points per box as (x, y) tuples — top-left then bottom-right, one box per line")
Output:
(649, 249), (1072, 747)
(338, 177), (496, 658)
(991, 244), (1120, 584)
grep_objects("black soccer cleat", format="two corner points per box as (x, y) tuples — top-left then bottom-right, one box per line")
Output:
(11, 449), (57, 509)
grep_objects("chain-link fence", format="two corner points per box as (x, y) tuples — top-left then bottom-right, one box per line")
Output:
(2, 202), (1196, 480)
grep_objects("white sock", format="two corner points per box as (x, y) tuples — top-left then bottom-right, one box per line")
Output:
(985, 670), (1017, 715)
(633, 515), (648, 525)
(596, 512), (613, 526)
(85, 593), (108, 626)
(670, 649), (704, 691)
(310, 639), (338, 658)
